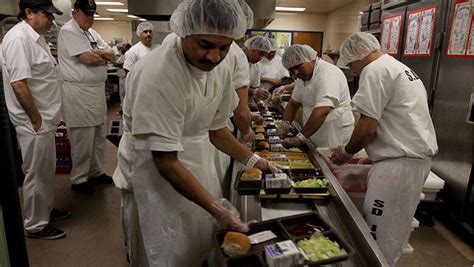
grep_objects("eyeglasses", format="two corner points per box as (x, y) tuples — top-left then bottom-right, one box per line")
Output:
(83, 30), (98, 49)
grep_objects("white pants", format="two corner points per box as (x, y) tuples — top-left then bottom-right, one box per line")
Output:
(121, 190), (148, 267)
(15, 125), (56, 233)
(67, 124), (106, 184)
(363, 157), (431, 266)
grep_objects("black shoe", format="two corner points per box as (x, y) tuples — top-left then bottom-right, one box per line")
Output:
(50, 209), (71, 222)
(89, 173), (114, 185)
(26, 224), (66, 240)
(71, 182), (95, 195)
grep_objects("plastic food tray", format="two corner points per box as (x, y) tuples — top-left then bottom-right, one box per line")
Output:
(214, 212), (354, 267)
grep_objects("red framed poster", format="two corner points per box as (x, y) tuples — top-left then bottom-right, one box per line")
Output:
(466, 14), (474, 56)
(381, 14), (403, 55)
(403, 5), (437, 57)
(446, 0), (473, 57)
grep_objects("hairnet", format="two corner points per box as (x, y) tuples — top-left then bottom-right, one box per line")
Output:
(237, 0), (254, 29)
(244, 36), (272, 52)
(337, 32), (381, 67)
(170, 0), (247, 39)
(268, 38), (278, 51)
(136, 21), (154, 37)
(282, 44), (317, 69)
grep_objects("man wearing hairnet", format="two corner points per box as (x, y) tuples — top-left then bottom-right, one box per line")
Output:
(112, 0), (280, 265)
(242, 35), (272, 102)
(123, 21), (156, 74)
(58, 0), (115, 195)
(330, 32), (438, 266)
(259, 38), (289, 90)
(276, 44), (354, 149)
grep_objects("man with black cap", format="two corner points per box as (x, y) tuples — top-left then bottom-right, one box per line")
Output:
(58, 0), (115, 195)
(2, 0), (69, 240)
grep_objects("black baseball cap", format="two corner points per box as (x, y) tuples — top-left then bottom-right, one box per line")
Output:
(74, 0), (98, 15)
(19, 0), (64, 15)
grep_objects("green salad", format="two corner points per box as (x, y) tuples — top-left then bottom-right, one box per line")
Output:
(297, 233), (347, 261)
(293, 178), (329, 188)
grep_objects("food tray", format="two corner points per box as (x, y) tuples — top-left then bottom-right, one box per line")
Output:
(214, 212), (353, 267)
(234, 171), (262, 195)
(259, 189), (330, 200)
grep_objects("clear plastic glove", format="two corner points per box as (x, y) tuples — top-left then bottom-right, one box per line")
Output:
(254, 158), (281, 174)
(240, 127), (256, 143)
(273, 86), (286, 95)
(251, 113), (264, 125)
(282, 136), (302, 148)
(276, 121), (291, 139)
(256, 100), (268, 115)
(271, 92), (283, 105)
(254, 88), (270, 102)
(208, 199), (252, 232)
(329, 146), (353, 165)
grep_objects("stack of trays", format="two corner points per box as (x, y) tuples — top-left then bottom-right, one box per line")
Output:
(214, 212), (354, 267)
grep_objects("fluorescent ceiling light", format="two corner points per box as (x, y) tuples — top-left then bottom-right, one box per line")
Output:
(127, 15), (138, 19)
(275, 6), (306, 12)
(106, 8), (128, 12)
(96, 1), (124, 5)
(94, 14), (100, 17)
(95, 17), (114, 20)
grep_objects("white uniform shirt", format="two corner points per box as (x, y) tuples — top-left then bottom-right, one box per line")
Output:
(248, 62), (261, 88)
(2, 21), (61, 133)
(58, 19), (109, 83)
(258, 54), (289, 90)
(225, 42), (250, 90)
(123, 41), (155, 72)
(352, 54), (438, 162)
(292, 59), (354, 147)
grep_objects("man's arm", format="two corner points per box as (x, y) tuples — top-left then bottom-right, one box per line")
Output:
(281, 98), (301, 122)
(10, 80), (42, 132)
(78, 51), (107, 66)
(94, 48), (115, 61)
(344, 114), (378, 155)
(233, 86), (252, 133)
(299, 106), (332, 139)
(261, 76), (280, 86)
(209, 127), (253, 162)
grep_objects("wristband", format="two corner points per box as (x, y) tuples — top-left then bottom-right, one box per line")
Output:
(296, 132), (308, 144)
(245, 154), (261, 168)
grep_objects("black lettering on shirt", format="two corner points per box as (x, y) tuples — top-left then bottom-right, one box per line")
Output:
(405, 69), (420, 81)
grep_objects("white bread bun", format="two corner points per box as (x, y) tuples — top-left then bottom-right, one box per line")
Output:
(241, 168), (262, 181)
(222, 231), (251, 257)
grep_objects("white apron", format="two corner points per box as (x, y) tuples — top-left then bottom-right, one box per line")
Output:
(132, 87), (223, 267)
(62, 81), (106, 127)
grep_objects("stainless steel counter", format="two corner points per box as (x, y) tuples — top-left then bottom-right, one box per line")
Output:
(229, 143), (389, 266)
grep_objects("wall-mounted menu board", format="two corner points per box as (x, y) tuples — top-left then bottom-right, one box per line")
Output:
(403, 5), (437, 57)
(381, 14), (403, 55)
(446, 0), (473, 57)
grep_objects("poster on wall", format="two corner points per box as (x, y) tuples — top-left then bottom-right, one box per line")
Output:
(273, 32), (292, 49)
(446, 0), (472, 56)
(381, 14), (402, 55)
(404, 6), (437, 56)
(466, 15), (474, 56)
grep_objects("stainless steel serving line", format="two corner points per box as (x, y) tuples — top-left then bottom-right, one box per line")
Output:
(229, 121), (389, 266)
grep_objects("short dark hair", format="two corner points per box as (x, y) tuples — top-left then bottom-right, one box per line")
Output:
(17, 6), (41, 21)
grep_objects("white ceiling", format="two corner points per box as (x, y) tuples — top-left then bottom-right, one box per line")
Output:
(91, 0), (355, 22)
(276, 0), (354, 13)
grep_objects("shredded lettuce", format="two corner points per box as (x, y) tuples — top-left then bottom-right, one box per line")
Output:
(297, 233), (347, 261)
(294, 178), (329, 188)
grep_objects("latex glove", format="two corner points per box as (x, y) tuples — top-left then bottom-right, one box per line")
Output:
(254, 158), (281, 174)
(256, 100), (268, 115)
(271, 92), (283, 105)
(276, 121), (291, 139)
(254, 88), (270, 102)
(240, 127), (256, 143)
(273, 86), (286, 95)
(251, 113), (264, 125)
(282, 136), (302, 148)
(208, 199), (251, 232)
(329, 146), (353, 165)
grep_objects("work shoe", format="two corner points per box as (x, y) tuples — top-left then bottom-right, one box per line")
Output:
(89, 173), (114, 185)
(26, 224), (66, 240)
(71, 182), (95, 195)
(50, 209), (71, 222)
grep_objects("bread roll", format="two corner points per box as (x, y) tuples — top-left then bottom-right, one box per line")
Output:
(222, 231), (251, 257)
(255, 133), (265, 140)
(257, 141), (270, 149)
(241, 168), (262, 181)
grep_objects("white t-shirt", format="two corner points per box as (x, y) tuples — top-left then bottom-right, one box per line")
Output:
(258, 54), (289, 90)
(352, 54), (438, 162)
(248, 62), (261, 88)
(1, 21), (61, 132)
(58, 19), (110, 83)
(123, 41), (155, 72)
(225, 42), (250, 90)
(292, 59), (354, 147)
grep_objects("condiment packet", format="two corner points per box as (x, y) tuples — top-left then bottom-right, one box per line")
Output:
(248, 230), (277, 244)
